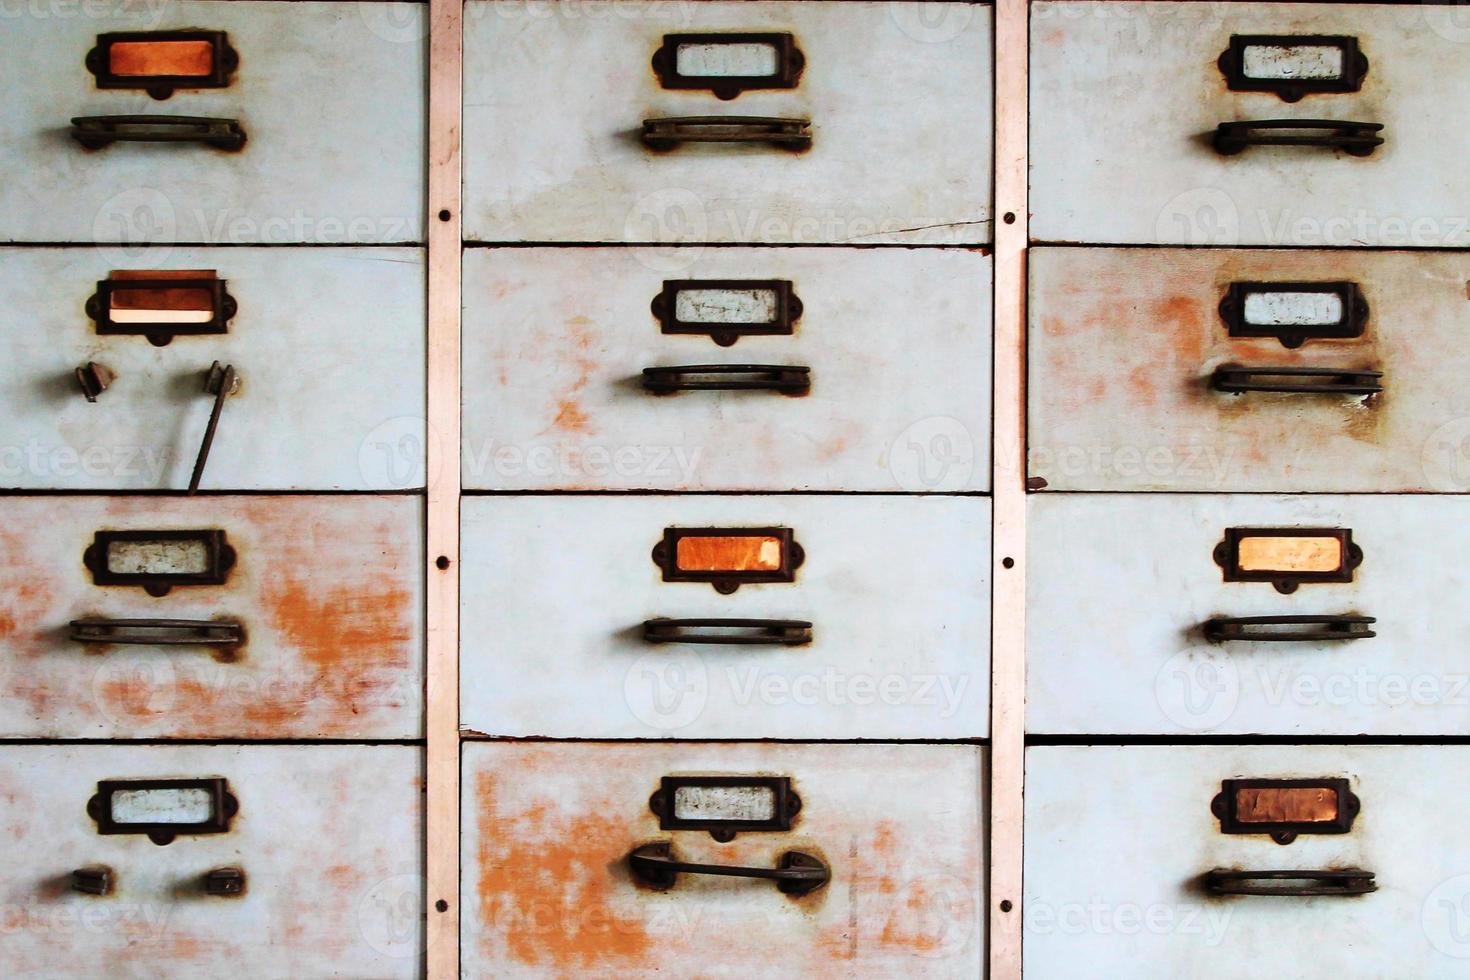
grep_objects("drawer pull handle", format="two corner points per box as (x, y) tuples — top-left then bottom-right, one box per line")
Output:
(1212, 365), (1382, 395)
(1213, 119), (1382, 157)
(71, 866), (115, 896)
(642, 116), (811, 151)
(69, 617), (244, 649)
(628, 842), (829, 897)
(203, 866), (246, 897)
(189, 361), (238, 494)
(1203, 868), (1375, 897)
(1204, 614), (1375, 643)
(643, 618), (813, 646)
(75, 361), (115, 402)
(643, 364), (810, 395)
(71, 115), (247, 152)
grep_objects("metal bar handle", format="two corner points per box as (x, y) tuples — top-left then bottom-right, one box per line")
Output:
(1204, 615), (1376, 643)
(71, 115), (246, 151)
(642, 116), (811, 151)
(1212, 365), (1382, 395)
(643, 618), (813, 646)
(189, 361), (237, 493)
(628, 842), (830, 897)
(69, 617), (244, 648)
(642, 364), (810, 395)
(1203, 868), (1376, 897)
(1213, 119), (1383, 157)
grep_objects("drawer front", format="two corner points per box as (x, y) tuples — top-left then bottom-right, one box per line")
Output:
(1031, 2), (1470, 247)
(1028, 247), (1470, 492)
(1029, 494), (1470, 736)
(1026, 745), (1470, 978)
(0, 496), (423, 739)
(462, 248), (991, 491)
(462, 1), (992, 243)
(462, 742), (984, 978)
(0, 2), (424, 244)
(0, 248), (425, 491)
(460, 496), (989, 738)
(0, 744), (421, 978)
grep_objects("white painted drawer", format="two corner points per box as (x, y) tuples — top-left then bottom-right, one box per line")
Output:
(462, 1), (992, 243)
(462, 247), (991, 491)
(460, 495), (990, 738)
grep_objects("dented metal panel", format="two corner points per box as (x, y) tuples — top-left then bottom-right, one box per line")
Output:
(0, 744), (421, 978)
(0, 496), (423, 739)
(0, 2), (424, 243)
(1030, 2), (1470, 246)
(1025, 745), (1470, 977)
(1028, 494), (1470, 736)
(462, 1), (992, 243)
(462, 247), (991, 491)
(0, 248), (424, 491)
(1028, 247), (1470, 492)
(462, 742), (984, 977)
(460, 496), (989, 739)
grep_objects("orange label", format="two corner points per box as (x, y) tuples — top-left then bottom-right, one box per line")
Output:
(109, 40), (215, 78)
(675, 536), (782, 572)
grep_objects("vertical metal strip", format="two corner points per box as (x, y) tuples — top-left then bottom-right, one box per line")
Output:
(990, 0), (1028, 976)
(425, 0), (463, 976)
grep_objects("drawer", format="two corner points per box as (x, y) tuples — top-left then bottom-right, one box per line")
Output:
(1029, 494), (1470, 736)
(462, 741), (984, 978)
(0, 743), (421, 978)
(462, 247), (991, 491)
(1031, 2), (1470, 247)
(1028, 247), (1470, 492)
(0, 247), (425, 491)
(1026, 745), (1470, 978)
(460, 495), (989, 738)
(462, 1), (992, 244)
(0, 1), (424, 244)
(0, 496), (423, 739)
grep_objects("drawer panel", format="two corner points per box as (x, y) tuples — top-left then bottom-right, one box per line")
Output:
(1031, 2), (1470, 247)
(1029, 494), (1470, 736)
(0, 744), (421, 978)
(462, 248), (991, 491)
(0, 2), (424, 244)
(1026, 745), (1470, 978)
(0, 248), (425, 491)
(462, 1), (992, 243)
(1028, 247), (1470, 492)
(460, 496), (989, 738)
(0, 496), (423, 739)
(462, 741), (984, 978)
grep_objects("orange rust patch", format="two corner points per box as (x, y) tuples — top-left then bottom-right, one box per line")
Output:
(551, 400), (591, 433)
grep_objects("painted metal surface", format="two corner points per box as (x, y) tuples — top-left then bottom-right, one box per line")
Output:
(0, 744), (421, 978)
(0, 2), (425, 243)
(460, 495), (990, 738)
(0, 496), (423, 739)
(462, 1), (992, 243)
(462, 741), (984, 978)
(1030, 2), (1470, 247)
(1028, 247), (1470, 492)
(462, 247), (991, 491)
(1029, 494), (1470, 736)
(0, 247), (425, 491)
(1026, 745), (1470, 977)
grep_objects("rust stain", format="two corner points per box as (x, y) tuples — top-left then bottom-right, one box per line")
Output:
(539, 316), (601, 436)
(550, 399), (591, 433)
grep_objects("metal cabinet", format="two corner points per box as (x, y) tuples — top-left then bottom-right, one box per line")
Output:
(0, 1), (425, 244)
(461, 0), (993, 244)
(462, 741), (985, 978)
(1031, 2), (1470, 247)
(462, 247), (991, 491)
(460, 495), (990, 738)
(0, 743), (422, 978)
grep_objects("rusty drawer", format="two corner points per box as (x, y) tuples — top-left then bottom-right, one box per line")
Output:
(0, 743), (421, 978)
(1026, 745), (1470, 978)
(0, 496), (423, 739)
(462, 1), (992, 243)
(0, 2), (424, 244)
(462, 247), (990, 491)
(1028, 247), (1470, 492)
(1031, 2), (1470, 247)
(460, 495), (989, 739)
(462, 741), (984, 978)
(0, 247), (425, 491)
